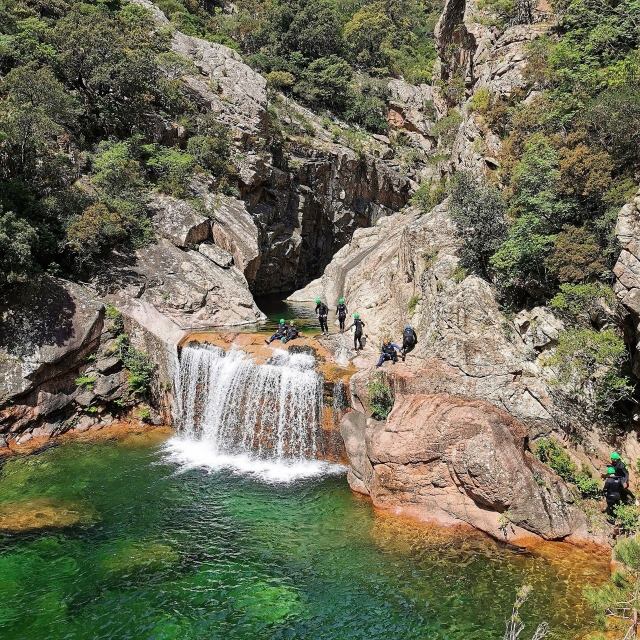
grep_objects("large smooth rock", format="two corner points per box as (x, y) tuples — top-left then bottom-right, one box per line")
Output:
(149, 195), (212, 248)
(95, 238), (265, 330)
(0, 277), (104, 400)
(343, 394), (588, 544)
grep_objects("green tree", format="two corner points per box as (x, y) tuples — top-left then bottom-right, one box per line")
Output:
(0, 205), (38, 292)
(448, 170), (507, 281)
(343, 2), (398, 69)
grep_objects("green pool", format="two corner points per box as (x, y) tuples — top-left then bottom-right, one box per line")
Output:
(0, 432), (606, 640)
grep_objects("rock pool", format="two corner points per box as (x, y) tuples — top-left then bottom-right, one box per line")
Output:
(0, 432), (608, 639)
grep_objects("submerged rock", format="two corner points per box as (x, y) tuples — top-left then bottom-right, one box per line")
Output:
(0, 497), (98, 532)
(342, 393), (589, 545)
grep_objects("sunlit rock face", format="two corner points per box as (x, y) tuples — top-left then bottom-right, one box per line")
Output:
(342, 393), (590, 545)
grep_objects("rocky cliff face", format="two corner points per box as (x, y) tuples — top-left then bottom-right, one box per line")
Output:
(341, 394), (588, 545)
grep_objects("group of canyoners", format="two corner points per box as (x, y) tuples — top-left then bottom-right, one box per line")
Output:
(266, 299), (635, 522)
(264, 298), (418, 364)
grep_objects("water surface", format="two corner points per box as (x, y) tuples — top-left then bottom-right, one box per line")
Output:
(0, 434), (606, 640)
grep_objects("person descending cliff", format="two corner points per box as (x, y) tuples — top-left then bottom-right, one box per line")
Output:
(265, 319), (288, 344)
(315, 298), (329, 335)
(282, 321), (298, 343)
(376, 339), (402, 368)
(610, 452), (636, 503)
(401, 325), (417, 360)
(346, 313), (366, 351)
(603, 466), (624, 520)
(336, 298), (348, 332)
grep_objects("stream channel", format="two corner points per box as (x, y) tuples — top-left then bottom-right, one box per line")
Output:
(0, 297), (609, 640)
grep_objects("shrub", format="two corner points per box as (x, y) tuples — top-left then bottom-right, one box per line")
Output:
(367, 372), (394, 420)
(533, 438), (577, 482)
(614, 504), (640, 534)
(574, 472), (601, 499)
(142, 145), (197, 198)
(0, 207), (38, 292)
(75, 374), (97, 390)
(468, 87), (491, 114)
(544, 328), (633, 412)
(550, 282), (616, 319)
(546, 225), (606, 283)
(116, 335), (155, 396)
(431, 110), (462, 148)
(407, 295), (419, 314)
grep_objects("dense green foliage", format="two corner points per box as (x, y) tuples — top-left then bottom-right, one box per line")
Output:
(367, 372), (394, 420)
(0, 0), (234, 288)
(152, 0), (443, 127)
(533, 438), (601, 498)
(585, 537), (640, 637)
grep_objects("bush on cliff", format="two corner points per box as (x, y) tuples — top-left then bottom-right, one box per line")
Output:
(367, 373), (394, 420)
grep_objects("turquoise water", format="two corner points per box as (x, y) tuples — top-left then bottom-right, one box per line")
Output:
(0, 434), (605, 640)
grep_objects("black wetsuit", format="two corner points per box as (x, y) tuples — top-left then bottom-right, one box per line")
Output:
(612, 459), (635, 502)
(316, 302), (329, 334)
(603, 476), (624, 516)
(336, 303), (348, 331)
(266, 322), (288, 344)
(401, 327), (418, 357)
(348, 318), (365, 350)
(283, 325), (298, 342)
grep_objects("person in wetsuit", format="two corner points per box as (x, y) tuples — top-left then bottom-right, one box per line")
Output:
(315, 298), (329, 335)
(336, 298), (348, 332)
(401, 325), (418, 360)
(610, 452), (636, 503)
(282, 321), (298, 343)
(265, 319), (288, 344)
(376, 340), (402, 367)
(603, 466), (624, 519)
(346, 313), (366, 351)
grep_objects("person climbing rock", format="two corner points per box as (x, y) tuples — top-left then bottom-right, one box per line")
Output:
(336, 298), (348, 332)
(603, 466), (624, 519)
(265, 319), (288, 344)
(346, 313), (366, 351)
(376, 339), (402, 368)
(315, 298), (329, 335)
(401, 325), (417, 360)
(610, 452), (636, 503)
(282, 321), (299, 343)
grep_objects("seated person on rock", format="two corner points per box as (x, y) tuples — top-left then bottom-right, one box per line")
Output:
(282, 321), (299, 343)
(376, 339), (402, 368)
(610, 452), (636, 503)
(603, 466), (624, 520)
(266, 319), (288, 345)
(401, 325), (418, 360)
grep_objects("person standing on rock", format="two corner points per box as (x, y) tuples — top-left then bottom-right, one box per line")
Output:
(376, 339), (402, 367)
(336, 298), (348, 332)
(610, 452), (636, 503)
(346, 313), (366, 351)
(603, 466), (624, 520)
(282, 321), (298, 343)
(401, 325), (417, 360)
(265, 319), (288, 345)
(315, 298), (329, 335)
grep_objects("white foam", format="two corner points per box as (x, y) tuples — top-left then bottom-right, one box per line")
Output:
(163, 436), (346, 484)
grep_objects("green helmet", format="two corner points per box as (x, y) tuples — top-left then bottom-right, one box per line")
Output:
(315, 298), (321, 303)
(339, 298), (344, 303)
(611, 452), (621, 460)
(607, 466), (616, 474)
(354, 313), (359, 319)
(279, 319), (285, 324)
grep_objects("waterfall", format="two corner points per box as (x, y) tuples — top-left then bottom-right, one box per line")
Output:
(175, 344), (324, 461)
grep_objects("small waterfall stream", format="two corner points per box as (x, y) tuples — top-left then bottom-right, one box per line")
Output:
(167, 344), (336, 480)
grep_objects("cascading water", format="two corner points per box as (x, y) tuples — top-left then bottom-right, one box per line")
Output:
(165, 343), (340, 482)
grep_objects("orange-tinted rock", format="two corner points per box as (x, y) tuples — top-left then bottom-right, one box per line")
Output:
(342, 393), (591, 545)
